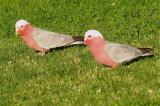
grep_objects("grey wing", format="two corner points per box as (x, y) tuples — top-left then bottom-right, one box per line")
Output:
(32, 28), (75, 49)
(105, 42), (143, 63)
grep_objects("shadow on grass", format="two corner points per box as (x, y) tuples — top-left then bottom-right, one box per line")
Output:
(36, 44), (86, 54)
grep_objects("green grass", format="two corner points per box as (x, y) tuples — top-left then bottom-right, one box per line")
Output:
(0, 0), (160, 105)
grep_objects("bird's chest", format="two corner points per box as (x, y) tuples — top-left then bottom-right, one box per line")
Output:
(90, 45), (117, 66)
(90, 46), (107, 63)
(21, 35), (41, 49)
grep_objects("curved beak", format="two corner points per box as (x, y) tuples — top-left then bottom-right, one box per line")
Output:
(15, 29), (20, 35)
(84, 38), (93, 45)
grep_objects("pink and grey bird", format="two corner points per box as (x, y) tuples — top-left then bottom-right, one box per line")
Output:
(15, 19), (84, 54)
(84, 30), (154, 68)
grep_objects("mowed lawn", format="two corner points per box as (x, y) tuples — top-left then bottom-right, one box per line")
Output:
(0, 0), (160, 105)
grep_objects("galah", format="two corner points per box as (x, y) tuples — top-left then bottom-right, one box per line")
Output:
(84, 30), (154, 68)
(15, 19), (84, 54)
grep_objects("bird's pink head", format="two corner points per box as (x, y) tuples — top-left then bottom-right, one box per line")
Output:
(84, 30), (104, 46)
(15, 19), (34, 36)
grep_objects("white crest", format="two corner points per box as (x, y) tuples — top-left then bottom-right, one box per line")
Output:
(84, 30), (103, 41)
(15, 19), (29, 29)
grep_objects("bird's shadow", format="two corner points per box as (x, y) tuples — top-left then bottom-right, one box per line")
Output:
(38, 44), (86, 54)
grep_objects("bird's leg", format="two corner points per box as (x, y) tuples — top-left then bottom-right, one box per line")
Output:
(35, 50), (46, 56)
(111, 64), (119, 69)
(36, 52), (45, 56)
(35, 49), (50, 56)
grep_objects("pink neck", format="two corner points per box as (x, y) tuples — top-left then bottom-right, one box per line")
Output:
(88, 38), (106, 55)
(89, 38), (105, 49)
(20, 24), (34, 36)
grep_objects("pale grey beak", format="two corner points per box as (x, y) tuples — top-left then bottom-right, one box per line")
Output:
(15, 29), (19, 35)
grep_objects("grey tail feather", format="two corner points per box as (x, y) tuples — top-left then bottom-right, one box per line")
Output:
(138, 48), (154, 57)
(71, 36), (84, 45)
(72, 36), (84, 42)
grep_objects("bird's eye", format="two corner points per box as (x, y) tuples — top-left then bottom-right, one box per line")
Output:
(20, 26), (24, 28)
(88, 35), (92, 37)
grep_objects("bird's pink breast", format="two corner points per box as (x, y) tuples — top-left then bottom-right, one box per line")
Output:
(87, 38), (118, 68)
(21, 35), (41, 50)
(20, 25), (47, 52)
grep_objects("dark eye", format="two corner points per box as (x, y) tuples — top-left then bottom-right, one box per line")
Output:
(88, 35), (92, 37)
(20, 26), (24, 28)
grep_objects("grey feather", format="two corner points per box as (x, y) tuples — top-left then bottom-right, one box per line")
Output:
(32, 28), (78, 49)
(105, 42), (143, 63)
(138, 48), (154, 57)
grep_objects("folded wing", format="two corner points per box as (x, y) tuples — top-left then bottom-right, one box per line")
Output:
(32, 28), (75, 49)
(105, 42), (142, 63)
